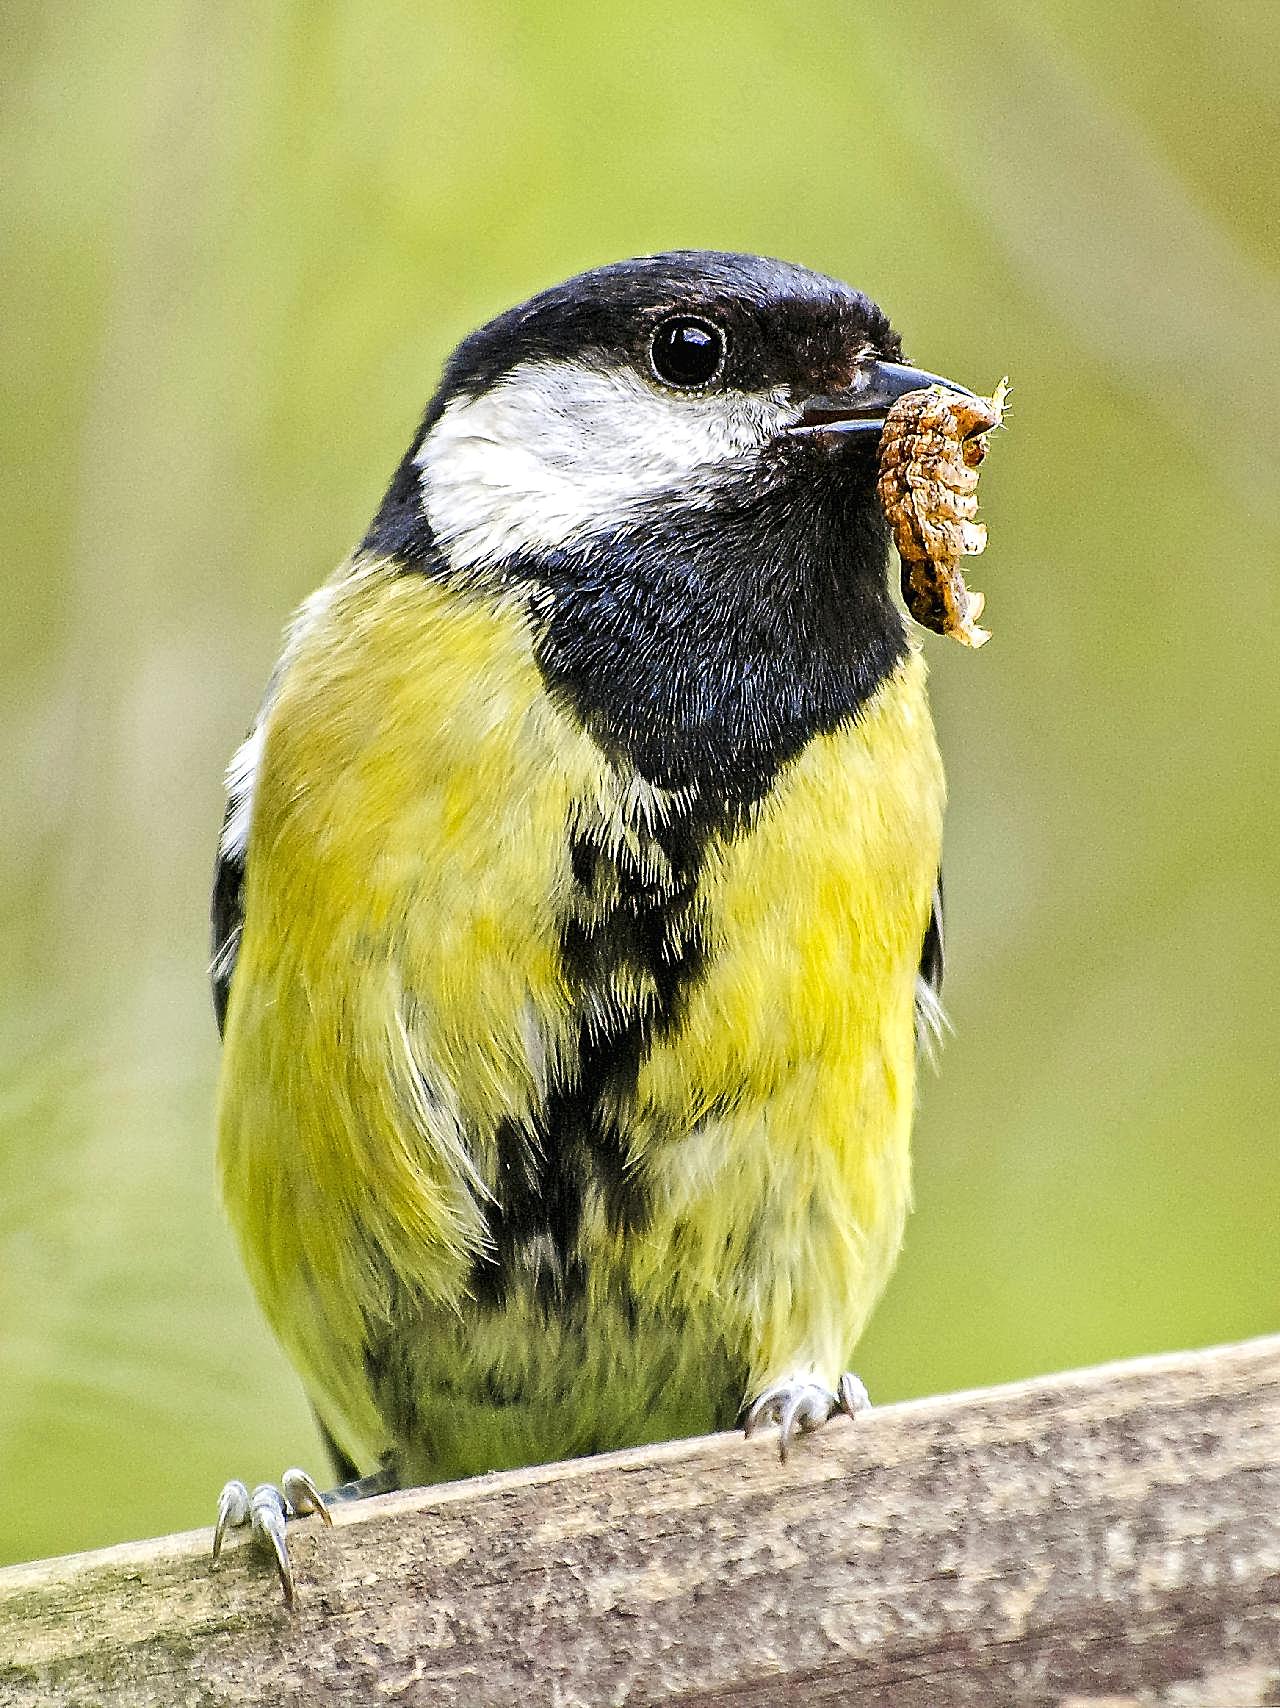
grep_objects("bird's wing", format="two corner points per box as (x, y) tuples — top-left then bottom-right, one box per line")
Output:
(210, 720), (264, 1037)
(914, 875), (947, 1056)
(210, 809), (245, 1038)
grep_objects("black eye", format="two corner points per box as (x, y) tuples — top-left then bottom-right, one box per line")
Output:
(649, 316), (726, 389)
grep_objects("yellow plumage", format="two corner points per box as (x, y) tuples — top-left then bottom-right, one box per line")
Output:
(217, 556), (945, 1481)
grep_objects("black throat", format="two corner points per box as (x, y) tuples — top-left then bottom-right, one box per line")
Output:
(524, 459), (906, 805)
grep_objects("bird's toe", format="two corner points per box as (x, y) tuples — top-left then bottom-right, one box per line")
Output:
(744, 1371), (872, 1461)
(210, 1467), (332, 1609)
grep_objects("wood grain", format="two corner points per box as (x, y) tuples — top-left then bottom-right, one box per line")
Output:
(2, 1337), (1278, 1707)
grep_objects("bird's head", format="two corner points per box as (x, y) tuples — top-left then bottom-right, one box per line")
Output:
(365, 251), (971, 798)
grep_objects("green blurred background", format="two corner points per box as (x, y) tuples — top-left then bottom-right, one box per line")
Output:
(3, 0), (1277, 1567)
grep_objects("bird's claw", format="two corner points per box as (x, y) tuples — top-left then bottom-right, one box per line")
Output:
(211, 1467), (332, 1608)
(744, 1371), (871, 1462)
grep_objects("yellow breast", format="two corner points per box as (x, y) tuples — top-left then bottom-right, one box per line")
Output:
(218, 559), (944, 1467)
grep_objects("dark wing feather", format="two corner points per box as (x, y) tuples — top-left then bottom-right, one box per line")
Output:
(210, 806), (245, 1038)
(914, 874), (947, 1056)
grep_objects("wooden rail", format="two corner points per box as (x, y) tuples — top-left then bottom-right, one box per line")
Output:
(2, 1336), (1278, 1706)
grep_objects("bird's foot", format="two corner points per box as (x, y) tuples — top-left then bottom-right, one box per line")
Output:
(211, 1468), (332, 1608)
(743, 1371), (871, 1462)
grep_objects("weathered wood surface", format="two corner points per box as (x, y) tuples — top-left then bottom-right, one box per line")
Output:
(1, 1337), (1278, 1707)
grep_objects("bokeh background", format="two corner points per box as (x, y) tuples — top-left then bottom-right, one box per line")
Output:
(3, 0), (1278, 1566)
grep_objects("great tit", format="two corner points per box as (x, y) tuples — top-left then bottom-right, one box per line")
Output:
(210, 251), (963, 1603)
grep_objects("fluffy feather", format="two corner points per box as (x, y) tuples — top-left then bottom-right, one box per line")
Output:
(216, 559), (944, 1475)
(214, 251), (953, 1488)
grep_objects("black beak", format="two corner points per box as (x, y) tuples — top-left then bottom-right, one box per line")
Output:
(790, 360), (977, 438)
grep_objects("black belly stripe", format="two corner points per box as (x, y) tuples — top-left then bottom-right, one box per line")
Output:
(471, 800), (727, 1309)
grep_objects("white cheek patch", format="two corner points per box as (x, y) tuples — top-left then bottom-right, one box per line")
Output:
(415, 358), (791, 571)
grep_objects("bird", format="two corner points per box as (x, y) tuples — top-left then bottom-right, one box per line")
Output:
(209, 250), (961, 1604)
